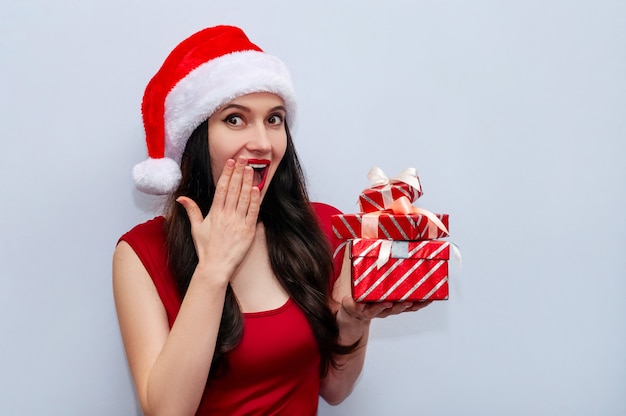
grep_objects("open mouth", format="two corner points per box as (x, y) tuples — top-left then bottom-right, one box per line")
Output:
(248, 159), (270, 191)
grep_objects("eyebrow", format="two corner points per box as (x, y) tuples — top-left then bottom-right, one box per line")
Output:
(218, 104), (287, 114)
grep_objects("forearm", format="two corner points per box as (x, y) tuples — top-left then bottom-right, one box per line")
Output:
(143, 267), (228, 416)
(320, 310), (371, 405)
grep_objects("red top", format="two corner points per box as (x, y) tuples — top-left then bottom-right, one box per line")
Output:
(119, 202), (344, 415)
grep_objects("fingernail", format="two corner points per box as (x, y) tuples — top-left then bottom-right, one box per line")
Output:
(226, 159), (235, 167)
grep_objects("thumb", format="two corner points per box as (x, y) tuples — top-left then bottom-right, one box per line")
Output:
(341, 295), (363, 317)
(176, 196), (204, 225)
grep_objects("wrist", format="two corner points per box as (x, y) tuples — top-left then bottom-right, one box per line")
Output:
(193, 262), (232, 287)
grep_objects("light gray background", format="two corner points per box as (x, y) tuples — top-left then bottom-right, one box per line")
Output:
(1, 1), (624, 415)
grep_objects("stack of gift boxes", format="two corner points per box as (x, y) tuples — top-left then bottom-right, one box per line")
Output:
(331, 167), (456, 302)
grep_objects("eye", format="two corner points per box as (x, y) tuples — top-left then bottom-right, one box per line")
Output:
(224, 114), (244, 127)
(267, 114), (284, 126)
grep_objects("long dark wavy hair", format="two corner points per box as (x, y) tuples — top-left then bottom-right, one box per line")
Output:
(164, 119), (355, 378)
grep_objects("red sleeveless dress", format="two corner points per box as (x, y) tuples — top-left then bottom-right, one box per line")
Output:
(119, 202), (344, 415)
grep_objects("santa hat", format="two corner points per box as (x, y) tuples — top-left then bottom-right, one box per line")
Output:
(132, 25), (297, 195)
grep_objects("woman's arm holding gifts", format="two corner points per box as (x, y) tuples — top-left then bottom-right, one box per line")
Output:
(319, 248), (431, 405)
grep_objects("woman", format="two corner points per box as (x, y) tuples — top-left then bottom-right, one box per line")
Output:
(113, 25), (429, 415)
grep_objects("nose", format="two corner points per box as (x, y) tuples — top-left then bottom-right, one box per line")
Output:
(246, 123), (272, 153)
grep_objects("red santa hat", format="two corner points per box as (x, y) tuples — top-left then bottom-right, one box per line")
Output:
(132, 25), (297, 195)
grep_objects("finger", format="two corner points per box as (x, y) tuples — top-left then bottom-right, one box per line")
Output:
(389, 302), (414, 315)
(245, 186), (261, 224)
(376, 301), (428, 318)
(365, 301), (394, 318)
(345, 297), (391, 320)
(176, 196), (204, 226)
(406, 300), (432, 312)
(213, 159), (236, 209)
(224, 156), (247, 210)
(235, 165), (254, 216)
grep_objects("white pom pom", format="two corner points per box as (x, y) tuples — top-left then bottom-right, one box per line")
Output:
(132, 157), (182, 195)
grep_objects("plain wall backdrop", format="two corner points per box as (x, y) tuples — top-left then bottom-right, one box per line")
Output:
(1, 1), (625, 415)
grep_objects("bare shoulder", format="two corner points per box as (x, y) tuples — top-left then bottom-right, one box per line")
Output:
(113, 241), (154, 296)
(112, 240), (166, 321)
(113, 240), (139, 271)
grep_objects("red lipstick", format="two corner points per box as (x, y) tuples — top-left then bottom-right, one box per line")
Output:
(247, 159), (270, 191)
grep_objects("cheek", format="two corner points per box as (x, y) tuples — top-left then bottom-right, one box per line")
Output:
(208, 143), (227, 184)
(274, 133), (288, 159)
(271, 143), (288, 180)
(208, 133), (236, 175)
(276, 144), (287, 161)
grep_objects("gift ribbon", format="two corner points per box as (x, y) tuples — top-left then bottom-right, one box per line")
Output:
(375, 240), (463, 269)
(364, 167), (422, 208)
(376, 240), (394, 269)
(361, 196), (449, 241)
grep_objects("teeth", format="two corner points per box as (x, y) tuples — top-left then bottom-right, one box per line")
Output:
(248, 163), (267, 169)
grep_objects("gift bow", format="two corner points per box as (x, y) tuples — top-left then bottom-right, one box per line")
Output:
(365, 166), (422, 209)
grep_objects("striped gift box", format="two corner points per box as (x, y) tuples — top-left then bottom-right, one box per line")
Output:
(332, 213), (449, 240)
(350, 238), (450, 302)
(358, 181), (422, 213)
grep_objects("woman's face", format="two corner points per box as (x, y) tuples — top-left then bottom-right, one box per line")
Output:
(207, 92), (288, 199)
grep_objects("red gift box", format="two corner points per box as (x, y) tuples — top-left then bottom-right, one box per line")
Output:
(358, 167), (423, 212)
(359, 182), (420, 212)
(350, 238), (450, 302)
(332, 212), (449, 240)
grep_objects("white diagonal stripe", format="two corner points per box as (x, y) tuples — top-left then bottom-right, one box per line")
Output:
(389, 215), (410, 240)
(378, 259), (426, 300)
(409, 241), (448, 259)
(397, 186), (412, 199)
(360, 194), (385, 211)
(352, 239), (383, 274)
(338, 215), (359, 238)
(355, 256), (406, 301)
(354, 260), (379, 286)
(415, 215), (426, 238)
(421, 276), (448, 300)
(377, 221), (392, 239)
(399, 260), (445, 301)
(407, 240), (429, 256)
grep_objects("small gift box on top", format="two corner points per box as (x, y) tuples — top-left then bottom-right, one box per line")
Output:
(350, 238), (451, 302)
(358, 167), (423, 213)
